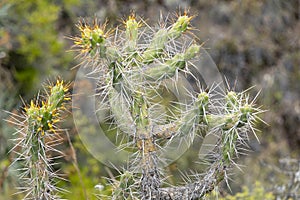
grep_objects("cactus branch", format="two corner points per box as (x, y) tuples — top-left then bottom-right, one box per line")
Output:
(12, 80), (70, 199)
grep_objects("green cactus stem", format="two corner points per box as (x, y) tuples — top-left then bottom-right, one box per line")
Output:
(140, 14), (192, 64)
(142, 44), (200, 81)
(13, 80), (70, 199)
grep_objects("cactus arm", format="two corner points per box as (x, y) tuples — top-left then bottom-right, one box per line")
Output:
(142, 44), (200, 81)
(154, 92), (257, 199)
(158, 162), (225, 199)
(140, 28), (169, 64)
(16, 81), (70, 199)
(130, 91), (150, 129)
(140, 14), (192, 64)
(108, 85), (135, 135)
(151, 91), (208, 140)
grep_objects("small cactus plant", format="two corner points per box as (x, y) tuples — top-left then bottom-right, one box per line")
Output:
(72, 12), (263, 199)
(11, 80), (70, 199)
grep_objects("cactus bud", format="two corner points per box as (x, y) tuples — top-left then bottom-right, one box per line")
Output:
(239, 103), (253, 123)
(225, 91), (238, 110)
(125, 14), (140, 48)
(74, 20), (107, 56)
(197, 92), (209, 123)
(25, 80), (70, 135)
(169, 14), (193, 38)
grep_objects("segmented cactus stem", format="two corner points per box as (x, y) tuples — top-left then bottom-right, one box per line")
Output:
(72, 12), (262, 200)
(12, 80), (70, 200)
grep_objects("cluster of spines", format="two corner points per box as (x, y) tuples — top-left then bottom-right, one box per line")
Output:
(72, 12), (262, 200)
(25, 80), (70, 135)
(73, 19), (108, 57)
(12, 80), (70, 200)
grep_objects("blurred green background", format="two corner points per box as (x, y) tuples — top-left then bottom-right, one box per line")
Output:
(0, 0), (299, 199)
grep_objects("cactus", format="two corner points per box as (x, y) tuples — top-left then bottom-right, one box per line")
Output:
(72, 12), (263, 200)
(10, 80), (70, 199)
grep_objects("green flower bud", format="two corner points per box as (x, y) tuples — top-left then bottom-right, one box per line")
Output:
(225, 91), (238, 110)
(74, 21), (107, 57)
(239, 104), (253, 123)
(125, 14), (140, 43)
(169, 14), (193, 38)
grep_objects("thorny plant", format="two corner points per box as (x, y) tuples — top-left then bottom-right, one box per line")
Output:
(9, 80), (70, 199)
(10, 12), (265, 200)
(71, 12), (264, 200)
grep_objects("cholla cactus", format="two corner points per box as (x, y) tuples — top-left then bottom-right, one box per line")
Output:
(73, 13), (263, 199)
(10, 80), (70, 199)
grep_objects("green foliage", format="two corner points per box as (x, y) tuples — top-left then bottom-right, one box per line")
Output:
(57, 132), (113, 200)
(6, 0), (78, 95)
(15, 1), (60, 61)
(0, 1), (11, 53)
(58, 166), (101, 200)
(0, 45), (17, 199)
(207, 182), (275, 200)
